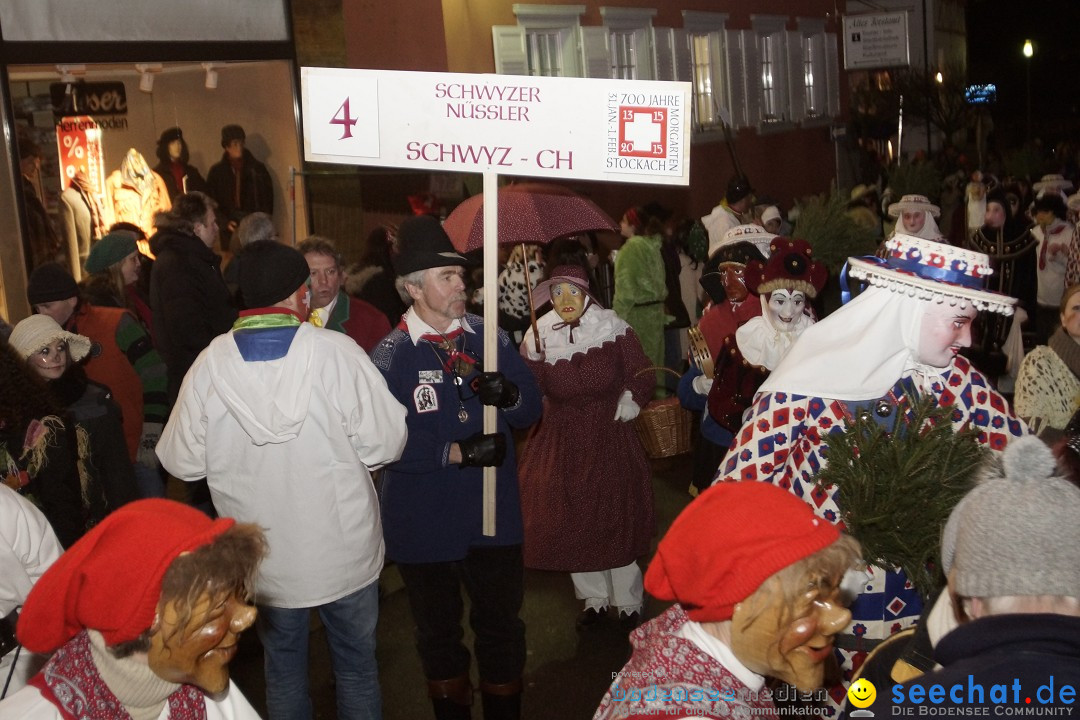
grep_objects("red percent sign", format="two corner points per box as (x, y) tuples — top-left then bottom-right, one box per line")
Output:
(618, 106), (667, 159)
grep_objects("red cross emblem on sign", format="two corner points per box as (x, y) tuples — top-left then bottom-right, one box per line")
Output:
(618, 106), (667, 159)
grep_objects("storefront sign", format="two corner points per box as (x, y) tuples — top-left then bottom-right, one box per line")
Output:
(50, 82), (127, 117)
(55, 115), (107, 198)
(301, 67), (691, 186)
(842, 12), (910, 70)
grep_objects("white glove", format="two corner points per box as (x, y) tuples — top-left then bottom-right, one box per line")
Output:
(692, 374), (714, 396)
(138, 421), (163, 468)
(613, 389), (641, 422)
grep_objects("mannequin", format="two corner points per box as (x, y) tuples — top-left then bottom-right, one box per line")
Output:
(153, 127), (206, 201)
(206, 125), (273, 252)
(105, 149), (171, 240)
(59, 171), (107, 280)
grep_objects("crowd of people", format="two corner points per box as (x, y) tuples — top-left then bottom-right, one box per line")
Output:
(2, 150), (1080, 720)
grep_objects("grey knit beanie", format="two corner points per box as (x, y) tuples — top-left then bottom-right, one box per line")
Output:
(941, 435), (1080, 599)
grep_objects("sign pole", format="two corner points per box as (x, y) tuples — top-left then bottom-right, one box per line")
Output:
(482, 170), (498, 536)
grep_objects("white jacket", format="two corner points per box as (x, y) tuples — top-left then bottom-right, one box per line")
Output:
(0, 486), (62, 697)
(157, 322), (408, 608)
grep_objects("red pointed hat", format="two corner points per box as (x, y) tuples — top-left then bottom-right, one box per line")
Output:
(645, 482), (839, 622)
(17, 499), (234, 653)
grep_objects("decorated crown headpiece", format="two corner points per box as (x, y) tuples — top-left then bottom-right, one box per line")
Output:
(846, 234), (1015, 315)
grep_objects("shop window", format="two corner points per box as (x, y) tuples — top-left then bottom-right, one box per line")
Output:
(492, 4), (587, 77)
(600, 7), (657, 81)
(7, 60), (303, 269)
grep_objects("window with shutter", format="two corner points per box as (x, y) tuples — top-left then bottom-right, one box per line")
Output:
(600, 7), (657, 81)
(794, 18), (834, 126)
(749, 15), (792, 131)
(682, 11), (729, 133)
(496, 4), (585, 77)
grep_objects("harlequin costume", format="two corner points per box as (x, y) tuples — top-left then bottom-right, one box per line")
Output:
(695, 230), (774, 358)
(681, 240), (767, 494)
(715, 234), (1027, 713)
(518, 266), (655, 619)
(707, 238), (826, 433)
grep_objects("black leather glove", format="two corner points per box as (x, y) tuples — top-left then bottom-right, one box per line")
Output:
(457, 432), (507, 468)
(477, 371), (520, 408)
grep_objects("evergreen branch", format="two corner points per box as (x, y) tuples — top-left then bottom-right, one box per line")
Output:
(817, 395), (988, 597)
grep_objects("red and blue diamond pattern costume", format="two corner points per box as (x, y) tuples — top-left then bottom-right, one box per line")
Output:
(715, 355), (1026, 713)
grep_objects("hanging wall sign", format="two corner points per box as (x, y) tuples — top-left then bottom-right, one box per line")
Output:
(50, 82), (127, 117)
(842, 12), (911, 70)
(55, 115), (107, 197)
(301, 67), (691, 186)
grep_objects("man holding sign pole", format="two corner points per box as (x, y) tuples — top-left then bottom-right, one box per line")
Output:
(370, 215), (542, 720)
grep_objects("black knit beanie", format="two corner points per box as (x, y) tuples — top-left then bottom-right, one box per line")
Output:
(27, 262), (78, 305)
(239, 241), (311, 309)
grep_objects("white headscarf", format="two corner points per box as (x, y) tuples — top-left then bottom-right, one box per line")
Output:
(758, 286), (952, 401)
(524, 303), (630, 364)
(890, 211), (944, 242)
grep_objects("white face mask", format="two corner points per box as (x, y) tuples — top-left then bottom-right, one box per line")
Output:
(766, 289), (807, 330)
(916, 301), (977, 368)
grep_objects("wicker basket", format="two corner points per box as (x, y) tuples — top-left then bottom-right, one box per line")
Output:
(632, 367), (693, 459)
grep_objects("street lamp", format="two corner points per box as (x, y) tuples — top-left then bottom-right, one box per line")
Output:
(1023, 39), (1034, 141)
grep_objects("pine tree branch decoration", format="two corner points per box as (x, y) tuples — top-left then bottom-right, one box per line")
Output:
(887, 162), (943, 204)
(816, 394), (988, 598)
(792, 188), (878, 273)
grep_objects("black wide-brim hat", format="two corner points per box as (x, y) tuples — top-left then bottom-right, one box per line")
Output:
(392, 215), (473, 276)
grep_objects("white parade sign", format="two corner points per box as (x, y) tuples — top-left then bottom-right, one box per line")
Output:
(301, 67), (691, 186)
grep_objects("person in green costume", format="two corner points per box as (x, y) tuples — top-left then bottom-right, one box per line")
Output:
(613, 206), (668, 388)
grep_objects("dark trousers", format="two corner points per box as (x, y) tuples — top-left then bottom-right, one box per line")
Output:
(692, 435), (727, 494)
(1036, 304), (1060, 347)
(397, 544), (525, 685)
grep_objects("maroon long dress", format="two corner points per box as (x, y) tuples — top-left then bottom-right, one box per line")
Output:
(519, 324), (656, 572)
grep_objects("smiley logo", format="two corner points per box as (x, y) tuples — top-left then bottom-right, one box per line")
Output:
(847, 678), (877, 709)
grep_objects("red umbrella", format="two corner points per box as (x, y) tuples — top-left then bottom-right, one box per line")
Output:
(444, 183), (619, 353)
(443, 182), (619, 252)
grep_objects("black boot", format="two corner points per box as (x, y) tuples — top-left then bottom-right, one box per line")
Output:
(428, 674), (473, 720)
(480, 678), (522, 720)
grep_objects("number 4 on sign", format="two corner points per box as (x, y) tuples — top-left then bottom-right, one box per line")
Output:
(330, 97), (359, 140)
